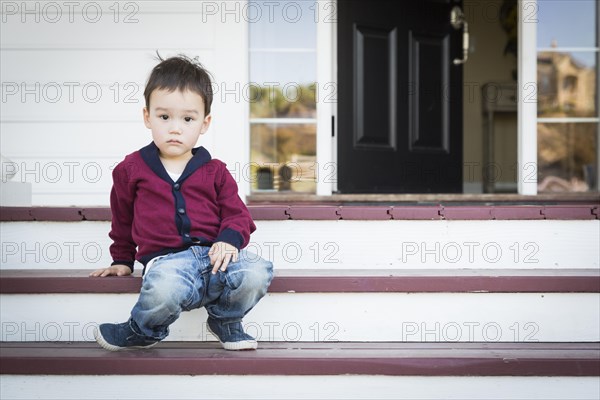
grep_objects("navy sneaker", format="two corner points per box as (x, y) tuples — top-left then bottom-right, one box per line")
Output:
(94, 321), (158, 351)
(207, 318), (257, 351)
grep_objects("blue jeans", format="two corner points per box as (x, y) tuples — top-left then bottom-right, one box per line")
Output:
(130, 246), (273, 340)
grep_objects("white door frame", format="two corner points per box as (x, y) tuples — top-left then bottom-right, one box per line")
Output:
(316, 0), (337, 196)
(518, 0), (538, 195)
(316, 0), (543, 196)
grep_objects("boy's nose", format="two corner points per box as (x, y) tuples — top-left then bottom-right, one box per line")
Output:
(169, 123), (182, 134)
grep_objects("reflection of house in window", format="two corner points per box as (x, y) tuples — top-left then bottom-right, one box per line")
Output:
(539, 74), (551, 95)
(537, 51), (595, 117)
(562, 75), (577, 92)
(537, 48), (597, 193)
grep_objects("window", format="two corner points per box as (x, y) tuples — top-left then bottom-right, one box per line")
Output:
(248, 0), (318, 193)
(537, 0), (598, 192)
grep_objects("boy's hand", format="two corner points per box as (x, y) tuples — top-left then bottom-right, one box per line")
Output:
(209, 241), (239, 274)
(89, 264), (132, 277)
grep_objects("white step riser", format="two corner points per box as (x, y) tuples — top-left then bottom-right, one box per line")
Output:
(2, 293), (598, 342)
(2, 375), (599, 400)
(2, 220), (599, 270)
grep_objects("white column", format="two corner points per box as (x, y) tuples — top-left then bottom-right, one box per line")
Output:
(316, 0), (335, 196)
(212, 1), (251, 199)
(518, 0), (538, 195)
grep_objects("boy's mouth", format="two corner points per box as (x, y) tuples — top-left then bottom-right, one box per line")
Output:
(167, 140), (183, 144)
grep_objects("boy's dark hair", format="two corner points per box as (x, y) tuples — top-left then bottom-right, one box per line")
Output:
(144, 53), (214, 116)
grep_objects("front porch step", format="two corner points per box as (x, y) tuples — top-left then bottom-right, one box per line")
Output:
(2, 341), (599, 376)
(2, 219), (599, 270)
(2, 268), (598, 294)
(2, 342), (599, 399)
(2, 269), (599, 342)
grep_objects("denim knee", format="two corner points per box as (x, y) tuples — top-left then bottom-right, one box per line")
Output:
(235, 250), (274, 293)
(139, 268), (196, 313)
(205, 251), (273, 322)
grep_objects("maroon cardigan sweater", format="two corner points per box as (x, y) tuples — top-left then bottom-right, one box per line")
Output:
(109, 142), (256, 271)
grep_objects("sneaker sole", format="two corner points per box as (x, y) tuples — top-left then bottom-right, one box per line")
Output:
(94, 326), (158, 352)
(207, 325), (258, 351)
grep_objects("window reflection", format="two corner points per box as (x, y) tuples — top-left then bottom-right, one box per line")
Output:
(250, 51), (317, 88)
(250, 123), (316, 192)
(537, 0), (596, 48)
(250, 82), (316, 119)
(249, 0), (317, 49)
(537, 52), (596, 118)
(536, 0), (598, 193)
(538, 123), (597, 192)
(249, 0), (317, 194)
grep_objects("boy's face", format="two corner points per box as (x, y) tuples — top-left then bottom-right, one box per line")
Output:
(143, 89), (211, 161)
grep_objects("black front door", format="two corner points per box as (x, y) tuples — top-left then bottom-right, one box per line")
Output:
(337, 0), (463, 193)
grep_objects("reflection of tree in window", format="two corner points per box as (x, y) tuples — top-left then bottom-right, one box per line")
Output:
(248, 0), (317, 193)
(250, 84), (316, 119)
(250, 123), (316, 192)
(251, 124), (316, 163)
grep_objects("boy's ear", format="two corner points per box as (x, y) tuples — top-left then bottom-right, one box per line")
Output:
(200, 114), (212, 135)
(142, 107), (151, 129)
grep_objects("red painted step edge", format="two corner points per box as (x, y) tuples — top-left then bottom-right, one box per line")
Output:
(1, 342), (599, 376)
(1, 270), (598, 294)
(542, 205), (597, 220)
(2, 205), (599, 221)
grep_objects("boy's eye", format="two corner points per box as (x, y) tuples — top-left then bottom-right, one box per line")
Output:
(184, 117), (193, 122)
(159, 115), (169, 120)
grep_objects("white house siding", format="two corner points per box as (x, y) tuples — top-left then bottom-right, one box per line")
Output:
(2, 376), (599, 400)
(1, 1), (250, 205)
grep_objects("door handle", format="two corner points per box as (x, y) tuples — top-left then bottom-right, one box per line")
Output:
(450, 6), (469, 65)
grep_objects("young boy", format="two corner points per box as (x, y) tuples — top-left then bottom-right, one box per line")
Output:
(90, 55), (273, 351)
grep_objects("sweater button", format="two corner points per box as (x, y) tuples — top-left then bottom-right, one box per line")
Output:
(173, 183), (180, 190)
(178, 208), (185, 215)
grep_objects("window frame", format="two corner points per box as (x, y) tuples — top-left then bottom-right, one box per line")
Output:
(247, 1), (334, 195)
(519, 0), (539, 195)
(247, 0), (598, 199)
(316, 2), (336, 195)
(523, 0), (600, 194)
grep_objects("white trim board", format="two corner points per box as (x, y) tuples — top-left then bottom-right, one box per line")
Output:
(518, 0), (538, 195)
(1, 220), (598, 270)
(316, 0), (336, 196)
(2, 376), (599, 400)
(2, 292), (599, 342)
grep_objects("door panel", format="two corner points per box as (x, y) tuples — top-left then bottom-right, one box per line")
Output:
(354, 25), (397, 150)
(409, 31), (450, 153)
